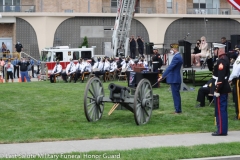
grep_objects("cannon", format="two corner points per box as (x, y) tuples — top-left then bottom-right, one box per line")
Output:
(84, 77), (154, 125)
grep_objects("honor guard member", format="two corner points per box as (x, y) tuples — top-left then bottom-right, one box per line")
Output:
(158, 43), (183, 114)
(152, 46), (163, 73)
(82, 58), (92, 82)
(13, 57), (19, 78)
(228, 47), (240, 120)
(94, 58), (110, 82)
(62, 58), (76, 83)
(83, 58), (92, 72)
(92, 57), (102, 71)
(50, 59), (62, 83)
(211, 43), (231, 136)
(74, 58), (83, 83)
(109, 58), (117, 73)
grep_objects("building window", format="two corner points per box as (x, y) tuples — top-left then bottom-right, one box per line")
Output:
(167, 0), (172, 8)
(4, 0), (20, 6)
(193, 0), (206, 9)
(111, 0), (117, 7)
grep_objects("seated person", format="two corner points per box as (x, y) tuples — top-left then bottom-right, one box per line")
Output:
(194, 36), (208, 67)
(191, 40), (201, 65)
(62, 58), (76, 83)
(195, 78), (213, 107)
(81, 58), (92, 82)
(109, 58), (117, 73)
(50, 59), (62, 83)
(94, 58), (110, 82)
(92, 57), (102, 72)
(74, 58), (84, 83)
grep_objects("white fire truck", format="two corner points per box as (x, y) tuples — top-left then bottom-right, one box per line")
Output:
(41, 46), (95, 75)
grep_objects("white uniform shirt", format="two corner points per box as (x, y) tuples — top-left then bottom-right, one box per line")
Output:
(122, 62), (132, 71)
(229, 56), (240, 81)
(92, 61), (102, 70)
(138, 60), (148, 67)
(51, 64), (62, 74)
(82, 61), (91, 72)
(99, 61), (110, 71)
(66, 62), (76, 74)
(129, 59), (134, 65)
(110, 61), (117, 72)
(75, 62), (84, 72)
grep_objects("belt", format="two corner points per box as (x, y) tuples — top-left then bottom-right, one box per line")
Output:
(212, 75), (227, 80)
(152, 62), (159, 64)
(212, 75), (228, 85)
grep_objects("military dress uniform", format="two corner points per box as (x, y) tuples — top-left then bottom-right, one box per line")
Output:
(94, 60), (110, 82)
(212, 43), (231, 136)
(152, 47), (162, 73)
(229, 55), (240, 120)
(50, 62), (62, 83)
(74, 60), (84, 83)
(62, 61), (76, 83)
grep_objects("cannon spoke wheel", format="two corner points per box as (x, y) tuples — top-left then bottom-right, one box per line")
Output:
(84, 77), (105, 122)
(134, 79), (153, 125)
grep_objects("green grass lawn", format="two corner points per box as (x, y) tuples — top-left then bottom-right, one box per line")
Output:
(0, 79), (238, 144)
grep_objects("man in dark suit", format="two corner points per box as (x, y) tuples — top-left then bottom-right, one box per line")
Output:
(158, 43), (183, 114)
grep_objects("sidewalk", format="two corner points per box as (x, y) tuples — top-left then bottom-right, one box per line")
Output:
(1, 131), (240, 158)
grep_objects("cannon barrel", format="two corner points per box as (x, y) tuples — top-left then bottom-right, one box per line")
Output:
(108, 83), (130, 93)
(108, 83), (131, 101)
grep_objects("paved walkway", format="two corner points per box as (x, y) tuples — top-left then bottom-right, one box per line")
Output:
(0, 131), (240, 159)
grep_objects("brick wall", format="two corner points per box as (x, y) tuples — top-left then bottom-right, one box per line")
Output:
(0, 24), (13, 37)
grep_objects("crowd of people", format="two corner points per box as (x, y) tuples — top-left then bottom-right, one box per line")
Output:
(50, 55), (149, 84)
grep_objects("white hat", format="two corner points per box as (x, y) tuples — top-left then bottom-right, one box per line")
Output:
(153, 46), (158, 50)
(212, 43), (226, 49)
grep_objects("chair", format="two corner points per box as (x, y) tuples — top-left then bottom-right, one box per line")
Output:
(118, 68), (127, 81)
(195, 9), (199, 14)
(81, 72), (90, 83)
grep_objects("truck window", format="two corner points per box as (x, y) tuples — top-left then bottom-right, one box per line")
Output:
(56, 52), (63, 61)
(81, 51), (92, 59)
(73, 51), (79, 60)
(41, 51), (52, 62)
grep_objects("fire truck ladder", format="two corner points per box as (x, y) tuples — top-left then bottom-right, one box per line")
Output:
(112, 0), (136, 57)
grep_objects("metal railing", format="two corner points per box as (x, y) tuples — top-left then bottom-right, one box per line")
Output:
(102, 6), (156, 14)
(0, 5), (35, 12)
(187, 8), (232, 15)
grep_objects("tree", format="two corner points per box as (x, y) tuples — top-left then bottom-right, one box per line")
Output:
(79, 36), (89, 48)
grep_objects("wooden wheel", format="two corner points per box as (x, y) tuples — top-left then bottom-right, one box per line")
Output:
(134, 79), (153, 125)
(84, 77), (105, 122)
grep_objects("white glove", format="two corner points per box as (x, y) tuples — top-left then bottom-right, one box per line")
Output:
(214, 92), (220, 97)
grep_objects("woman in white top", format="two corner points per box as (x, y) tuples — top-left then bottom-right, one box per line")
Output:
(194, 36), (208, 67)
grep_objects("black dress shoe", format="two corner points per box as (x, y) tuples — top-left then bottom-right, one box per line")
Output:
(212, 132), (227, 136)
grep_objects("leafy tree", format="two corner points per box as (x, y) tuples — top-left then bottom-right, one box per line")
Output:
(79, 36), (89, 48)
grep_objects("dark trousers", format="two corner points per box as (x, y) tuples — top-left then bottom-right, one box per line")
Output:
(95, 71), (106, 82)
(74, 71), (82, 82)
(138, 47), (144, 56)
(232, 81), (240, 119)
(31, 65), (34, 77)
(62, 72), (74, 82)
(37, 65), (40, 74)
(197, 87), (213, 106)
(50, 73), (61, 83)
(14, 66), (19, 78)
(7, 71), (13, 80)
(214, 94), (228, 135)
(170, 83), (181, 113)
(130, 47), (136, 59)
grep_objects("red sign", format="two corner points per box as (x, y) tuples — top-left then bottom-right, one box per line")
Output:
(228, 0), (240, 11)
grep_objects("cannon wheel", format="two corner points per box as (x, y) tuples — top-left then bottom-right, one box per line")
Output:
(84, 77), (105, 122)
(134, 79), (153, 125)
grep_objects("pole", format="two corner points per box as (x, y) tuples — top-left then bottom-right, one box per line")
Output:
(88, 0), (90, 13)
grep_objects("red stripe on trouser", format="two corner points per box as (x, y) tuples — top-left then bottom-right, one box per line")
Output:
(217, 97), (222, 134)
